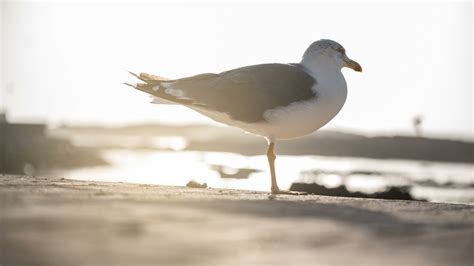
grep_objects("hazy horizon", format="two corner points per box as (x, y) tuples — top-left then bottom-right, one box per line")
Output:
(1, 2), (472, 140)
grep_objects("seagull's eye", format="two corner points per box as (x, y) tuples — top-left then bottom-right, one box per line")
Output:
(337, 47), (345, 54)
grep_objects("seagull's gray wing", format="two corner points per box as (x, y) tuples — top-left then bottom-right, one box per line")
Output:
(130, 64), (316, 123)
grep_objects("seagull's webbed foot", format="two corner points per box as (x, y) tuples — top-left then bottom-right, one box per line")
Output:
(270, 189), (307, 196)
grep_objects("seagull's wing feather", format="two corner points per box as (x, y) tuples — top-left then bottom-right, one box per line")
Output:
(165, 64), (316, 123)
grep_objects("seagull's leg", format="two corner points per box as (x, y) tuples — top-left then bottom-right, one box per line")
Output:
(267, 142), (307, 196)
(267, 142), (279, 193)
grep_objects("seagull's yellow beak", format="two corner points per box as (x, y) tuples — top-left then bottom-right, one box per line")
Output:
(344, 57), (362, 72)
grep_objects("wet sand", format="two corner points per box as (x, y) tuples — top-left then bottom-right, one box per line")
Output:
(1, 175), (473, 266)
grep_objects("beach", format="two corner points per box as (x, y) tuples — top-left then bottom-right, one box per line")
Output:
(1, 175), (473, 266)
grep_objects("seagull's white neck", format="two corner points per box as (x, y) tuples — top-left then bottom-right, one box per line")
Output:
(300, 54), (342, 79)
(300, 54), (346, 95)
(299, 53), (348, 125)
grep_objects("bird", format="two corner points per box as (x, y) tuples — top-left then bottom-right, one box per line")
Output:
(125, 39), (362, 195)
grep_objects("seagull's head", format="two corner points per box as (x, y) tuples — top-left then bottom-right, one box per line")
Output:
(302, 39), (362, 72)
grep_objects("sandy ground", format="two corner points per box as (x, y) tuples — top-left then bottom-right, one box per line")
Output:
(1, 175), (473, 266)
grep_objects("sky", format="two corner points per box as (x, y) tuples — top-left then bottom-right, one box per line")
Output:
(0, 1), (472, 139)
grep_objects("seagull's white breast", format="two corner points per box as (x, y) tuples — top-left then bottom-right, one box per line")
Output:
(258, 70), (347, 140)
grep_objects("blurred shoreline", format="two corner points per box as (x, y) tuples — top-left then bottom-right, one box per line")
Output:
(0, 119), (107, 175)
(3, 121), (473, 204)
(53, 123), (474, 163)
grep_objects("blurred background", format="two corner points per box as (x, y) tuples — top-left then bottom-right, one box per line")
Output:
(1, 1), (472, 203)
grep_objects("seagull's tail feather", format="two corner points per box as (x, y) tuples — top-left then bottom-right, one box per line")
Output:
(128, 71), (169, 82)
(124, 80), (165, 98)
(140, 72), (169, 82)
(125, 71), (198, 106)
(126, 71), (168, 96)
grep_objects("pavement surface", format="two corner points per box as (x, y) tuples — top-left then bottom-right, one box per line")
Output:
(1, 175), (473, 266)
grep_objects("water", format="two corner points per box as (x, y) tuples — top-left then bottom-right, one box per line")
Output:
(61, 149), (474, 204)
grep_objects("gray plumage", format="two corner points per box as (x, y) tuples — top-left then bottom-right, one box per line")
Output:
(128, 63), (317, 123)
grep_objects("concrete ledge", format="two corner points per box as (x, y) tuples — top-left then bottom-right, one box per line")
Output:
(1, 175), (473, 266)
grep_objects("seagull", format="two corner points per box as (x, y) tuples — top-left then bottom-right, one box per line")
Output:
(125, 39), (362, 195)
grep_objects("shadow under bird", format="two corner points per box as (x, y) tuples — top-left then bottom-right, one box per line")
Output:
(125, 39), (362, 195)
